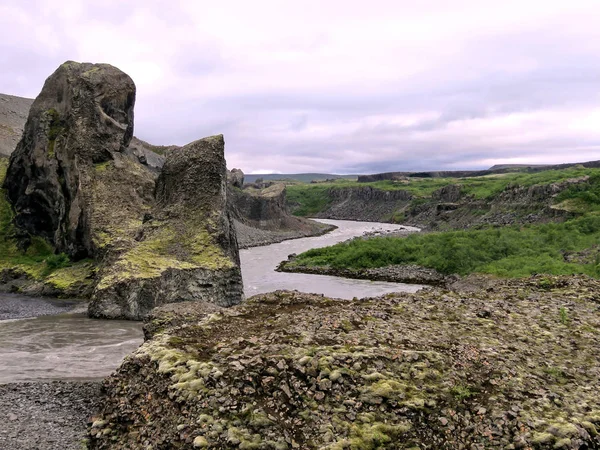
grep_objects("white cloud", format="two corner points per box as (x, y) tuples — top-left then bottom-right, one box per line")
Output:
(2, 0), (600, 173)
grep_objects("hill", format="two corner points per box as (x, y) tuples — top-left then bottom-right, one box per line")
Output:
(0, 94), (33, 157)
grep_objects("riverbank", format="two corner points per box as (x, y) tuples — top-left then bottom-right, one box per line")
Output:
(277, 259), (452, 286)
(0, 292), (86, 321)
(0, 381), (101, 450)
(235, 219), (337, 249)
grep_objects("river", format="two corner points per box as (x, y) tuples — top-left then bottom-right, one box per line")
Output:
(0, 219), (421, 383)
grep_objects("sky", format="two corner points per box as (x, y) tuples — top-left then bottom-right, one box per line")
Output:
(1, 0), (600, 174)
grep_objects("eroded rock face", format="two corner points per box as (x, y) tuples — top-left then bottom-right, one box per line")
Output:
(89, 135), (244, 320)
(90, 276), (600, 449)
(3, 61), (142, 259)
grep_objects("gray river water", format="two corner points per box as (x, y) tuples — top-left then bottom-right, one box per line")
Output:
(0, 219), (422, 383)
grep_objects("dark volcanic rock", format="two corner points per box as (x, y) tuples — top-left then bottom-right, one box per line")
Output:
(3, 61), (142, 259)
(90, 276), (600, 449)
(89, 135), (244, 320)
(432, 184), (461, 202)
(0, 93), (33, 157)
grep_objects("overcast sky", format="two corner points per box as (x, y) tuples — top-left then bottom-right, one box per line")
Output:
(2, 0), (600, 174)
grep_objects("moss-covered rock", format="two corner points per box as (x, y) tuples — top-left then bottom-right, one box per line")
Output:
(89, 135), (244, 320)
(90, 275), (600, 448)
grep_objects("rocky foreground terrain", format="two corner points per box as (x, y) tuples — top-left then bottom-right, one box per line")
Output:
(89, 275), (600, 449)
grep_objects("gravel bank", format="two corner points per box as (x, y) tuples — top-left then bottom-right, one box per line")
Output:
(0, 381), (101, 450)
(234, 219), (336, 249)
(0, 292), (86, 321)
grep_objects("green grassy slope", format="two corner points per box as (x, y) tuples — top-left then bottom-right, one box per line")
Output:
(287, 170), (600, 279)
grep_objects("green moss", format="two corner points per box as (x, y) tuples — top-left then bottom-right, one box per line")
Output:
(327, 422), (412, 450)
(46, 108), (66, 157)
(97, 222), (234, 289)
(94, 161), (111, 172)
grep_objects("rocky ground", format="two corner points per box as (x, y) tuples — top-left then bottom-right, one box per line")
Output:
(90, 275), (600, 449)
(0, 93), (32, 157)
(0, 292), (85, 320)
(235, 219), (336, 249)
(0, 381), (101, 450)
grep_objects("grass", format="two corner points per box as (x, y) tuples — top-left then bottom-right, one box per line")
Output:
(287, 167), (600, 216)
(286, 184), (332, 217)
(288, 214), (600, 278)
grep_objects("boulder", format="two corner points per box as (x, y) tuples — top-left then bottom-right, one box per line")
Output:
(2, 61), (154, 259)
(89, 135), (244, 320)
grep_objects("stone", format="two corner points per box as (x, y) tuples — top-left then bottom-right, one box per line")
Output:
(227, 168), (244, 188)
(3, 61), (148, 259)
(89, 135), (244, 320)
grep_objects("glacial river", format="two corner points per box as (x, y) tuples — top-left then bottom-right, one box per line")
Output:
(0, 219), (421, 383)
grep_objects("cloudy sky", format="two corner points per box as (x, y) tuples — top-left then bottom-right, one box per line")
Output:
(2, 0), (600, 174)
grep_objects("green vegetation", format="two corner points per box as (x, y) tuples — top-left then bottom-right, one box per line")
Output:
(46, 108), (66, 158)
(0, 157), (80, 283)
(288, 214), (600, 278)
(285, 166), (600, 280)
(286, 184), (332, 216)
(287, 167), (600, 217)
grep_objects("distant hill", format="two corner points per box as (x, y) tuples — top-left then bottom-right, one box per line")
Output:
(244, 173), (358, 184)
(0, 94), (33, 157)
(358, 160), (600, 182)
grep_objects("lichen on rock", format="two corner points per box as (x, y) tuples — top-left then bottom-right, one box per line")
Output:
(89, 135), (244, 320)
(90, 275), (600, 448)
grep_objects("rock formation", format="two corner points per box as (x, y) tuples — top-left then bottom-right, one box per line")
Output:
(227, 168), (244, 188)
(3, 61), (244, 319)
(89, 135), (244, 320)
(90, 276), (600, 449)
(3, 61), (151, 259)
(228, 181), (335, 248)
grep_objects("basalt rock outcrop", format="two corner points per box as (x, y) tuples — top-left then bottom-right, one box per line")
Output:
(229, 181), (335, 248)
(305, 176), (588, 228)
(227, 168), (245, 189)
(312, 186), (413, 222)
(90, 276), (600, 449)
(89, 135), (244, 320)
(3, 61), (244, 319)
(3, 61), (151, 259)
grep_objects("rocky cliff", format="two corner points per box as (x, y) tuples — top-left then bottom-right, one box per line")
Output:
(313, 186), (413, 222)
(0, 94), (33, 157)
(228, 171), (335, 248)
(89, 135), (244, 320)
(3, 61), (244, 319)
(303, 177), (587, 229)
(89, 276), (600, 449)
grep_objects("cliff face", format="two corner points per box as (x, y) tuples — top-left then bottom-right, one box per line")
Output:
(228, 171), (336, 248)
(3, 61), (244, 320)
(90, 135), (244, 320)
(312, 186), (413, 222)
(302, 178), (585, 228)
